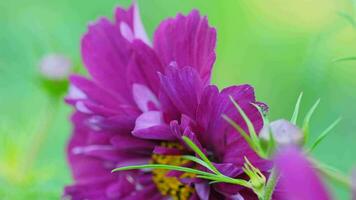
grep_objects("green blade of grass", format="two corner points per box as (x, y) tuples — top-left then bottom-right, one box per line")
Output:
(196, 175), (251, 188)
(333, 56), (356, 63)
(112, 164), (214, 177)
(182, 155), (214, 173)
(223, 115), (256, 151)
(182, 136), (221, 175)
(266, 130), (276, 158)
(309, 117), (342, 152)
(229, 97), (261, 148)
(230, 97), (258, 140)
(302, 99), (320, 144)
(291, 92), (303, 125)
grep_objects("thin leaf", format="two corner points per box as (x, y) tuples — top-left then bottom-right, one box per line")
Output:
(182, 136), (221, 175)
(333, 56), (356, 63)
(182, 155), (214, 172)
(229, 97), (261, 152)
(112, 164), (214, 177)
(223, 115), (256, 151)
(291, 92), (303, 124)
(302, 99), (320, 144)
(230, 96), (257, 139)
(309, 117), (342, 152)
(251, 103), (275, 157)
(196, 175), (251, 187)
(112, 164), (251, 188)
(266, 129), (276, 157)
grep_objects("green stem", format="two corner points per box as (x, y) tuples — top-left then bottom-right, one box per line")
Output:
(310, 158), (352, 188)
(263, 168), (278, 200)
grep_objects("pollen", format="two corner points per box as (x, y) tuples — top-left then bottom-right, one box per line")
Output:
(151, 142), (195, 200)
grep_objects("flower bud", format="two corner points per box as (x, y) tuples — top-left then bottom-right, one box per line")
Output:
(260, 119), (303, 146)
(38, 53), (72, 80)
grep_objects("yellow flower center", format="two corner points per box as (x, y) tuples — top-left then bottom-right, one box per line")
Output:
(151, 142), (195, 200)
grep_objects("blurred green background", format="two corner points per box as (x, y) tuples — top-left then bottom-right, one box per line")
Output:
(1, 0), (355, 199)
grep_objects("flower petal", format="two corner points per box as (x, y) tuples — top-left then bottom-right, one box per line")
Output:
(195, 182), (211, 200)
(154, 10), (216, 84)
(81, 17), (132, 102)
(275, 147), (332, 200)
(132, 111), (175, 140)
(159, 66), (204, 119)
(115, 2), (150, 44)
(132, 83), (160, 112)
(128, 40), (164, 94)
(196, 84), (264, 163)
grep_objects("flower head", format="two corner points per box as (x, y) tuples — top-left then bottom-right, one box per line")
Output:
(64, 2), (268, 199)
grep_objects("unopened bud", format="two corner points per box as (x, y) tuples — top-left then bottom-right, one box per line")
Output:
(39, 53), (72, 80)
(260, 119), (303, 146)
(243, 157), (266, 198)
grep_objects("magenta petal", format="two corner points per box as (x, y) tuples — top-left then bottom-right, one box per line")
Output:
(223, 138), (271, 171)
(64, 179), (116, 200)
(132, 125), (174, 141)
(110, 134), (156, 151)
(132, 111), (175, 140)
(67, 113), (116, 182)
(68, 75), (129, 110)
(133, 111), (164, 130)
(81, 17), (133, 102)
(170, 120), (205, 152)
(275, 147), (332, 200)
(159, 66), (204, 119)
(132, 83), (160, 112)
(195, 182), (211, 200)
(196, 84), (264, 162)
(154, 10), (216, 84)
(158, 85), (181, 121)
(115, 3), (150, 44)
(128, 40), (164, 94)
(214, 163), (242, 177)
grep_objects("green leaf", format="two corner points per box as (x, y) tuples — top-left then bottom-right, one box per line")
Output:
(181, 155), (214, 173)
(230, 96), (258, 141)
(291, 92), (303, 125)
(223, 115), (256, 152)
(229, 97), (263, 152)
(309, 117), (342, 152)
(112, 164), (214, 177)
(266, 130), (276, 157)
(182, 136), (221, 175)
(302, 99), (320, 144)
(112, 163), (252, 188)
(196, 175), (251, 187)
(310, 158), (352, 188)
(333, 56), (356, 63)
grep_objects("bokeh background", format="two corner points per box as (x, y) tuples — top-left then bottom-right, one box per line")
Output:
(1, 0), (355, 199)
